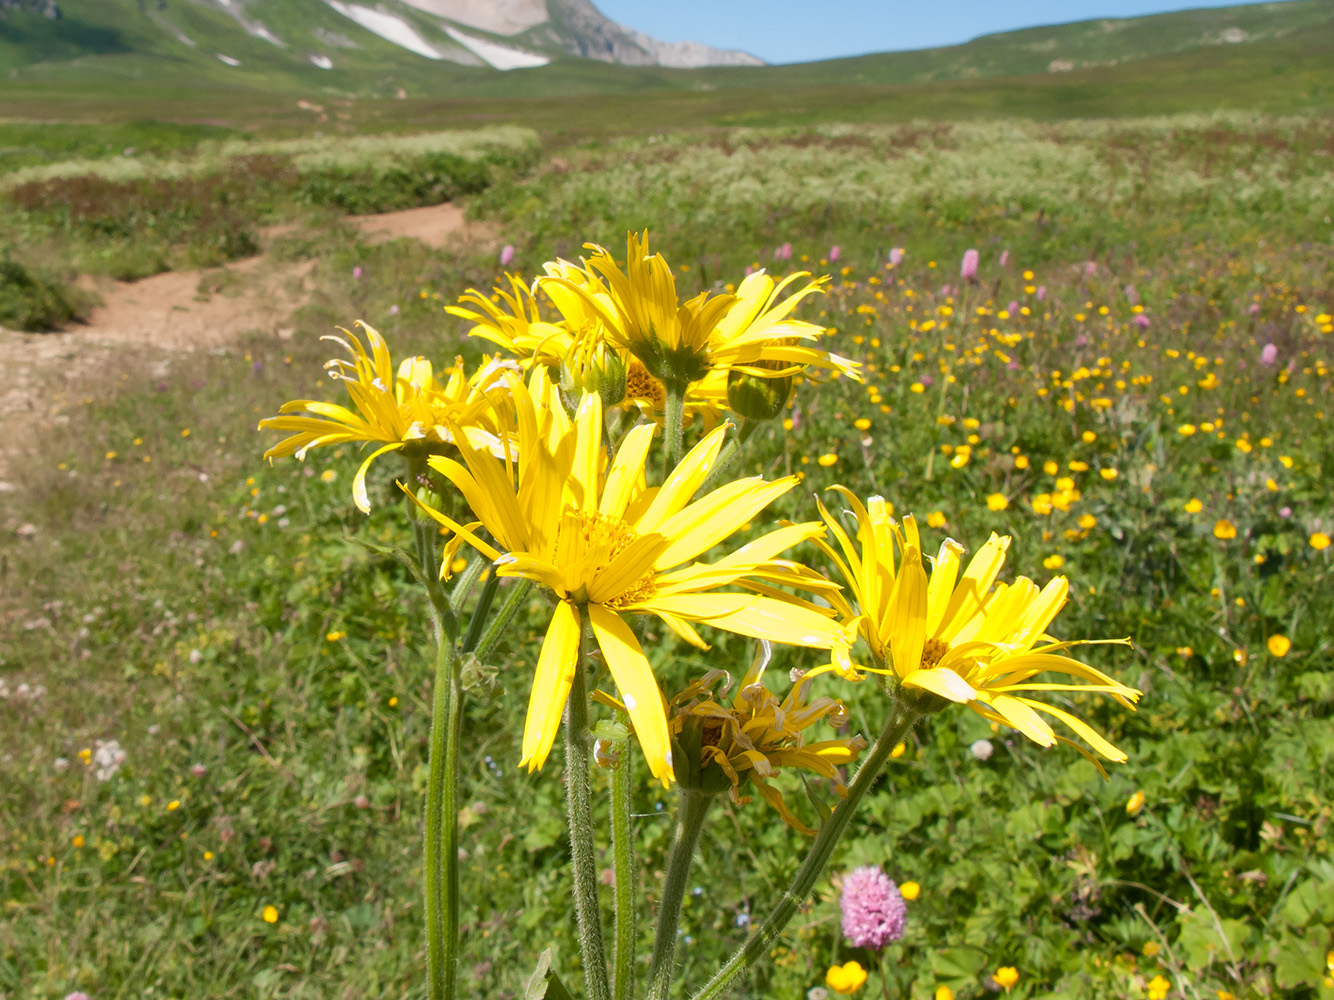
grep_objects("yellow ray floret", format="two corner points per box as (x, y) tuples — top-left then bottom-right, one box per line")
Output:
(409, 372), (854, 786)
(817, 488), (1139, 769)
(258, 323), (517, 512)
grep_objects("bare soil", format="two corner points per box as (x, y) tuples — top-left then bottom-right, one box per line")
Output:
(0, 202), (494, 482)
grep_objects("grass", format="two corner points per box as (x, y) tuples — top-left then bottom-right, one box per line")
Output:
(2, 112), (1333, 1000)
(0, 124), (538, 291)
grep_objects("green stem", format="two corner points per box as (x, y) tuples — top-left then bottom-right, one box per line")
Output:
(410, 489), (462, 1000)
(665, 383), (687, 468)
(696, 419), (758, 498)
(566, 621), (612, 1000)
(646, 789), (713, 1000)
(690, 701), (920, 1000)
(611, 740), (637, 1000)
(470, 579), (532, 665)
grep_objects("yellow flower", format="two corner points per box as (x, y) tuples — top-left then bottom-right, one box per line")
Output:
(934, 988), (954, 1000)
(1142, 941), (1161, 958)
(259, 324), (517, 512)
(72, 835), (85, 848)
(414, 377), (851, 785)
(1267, 635), (1291, 657)
(1213, 520), (1237, 540)
(1147, 973), (1171, 1000)
(1178, 424), (1196, 437)
(544, 232), (859, 389)
(815, 492), (1139, 769)
(899, 880), (920, 900)
(994, 966), (1019, 990)
(1043, 554), (1065, 570)
(1311, 532), (1331, 551)
(926, 511), (946, 528)
(447, 273), (573, 368)
(1100, 467), (1118, 481)
(826, 960), (868, 995)
(262, 905), (279, 924)
(667, 646), (866, 834)
(1126, 790), (1145, 816)
(1014, 455), (1029, 470)
(1184, 498), (1202, 513)
(818, 453), (839, 467)
(986, 493), (1009, 511)
(1077, 514), (1096, 530)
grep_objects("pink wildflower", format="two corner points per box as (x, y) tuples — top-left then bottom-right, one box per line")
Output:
(999, 249), (1009, 267)
(352, 266), (363, 279)
(1260, 343), (1278, 365)
(829, 245), (841, 262)
(1084, 261), (1097, 277)
(840, 866), (907, 949)
(1037, 286), (1047, 301)
(1133, 314), (1150, 329)
(960, 248), (979, 281)
(889, 247), (904, 266)
(500, 244), (515, 267)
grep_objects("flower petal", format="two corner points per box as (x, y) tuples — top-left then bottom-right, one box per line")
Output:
(519, 600), (582, 773)
(588, 604), (674, 785)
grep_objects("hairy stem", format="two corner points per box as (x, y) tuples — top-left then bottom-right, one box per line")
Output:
(646, 788), (713, 1000)
(566, 622), (612, 1000)
(690, 701), (919, 1000)
(611, 740), (637, 1000)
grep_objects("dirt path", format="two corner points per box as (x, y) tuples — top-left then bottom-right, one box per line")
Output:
(0, 202), (495, 483)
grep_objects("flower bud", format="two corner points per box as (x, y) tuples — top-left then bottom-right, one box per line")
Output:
(727, 364), (793, 422)
(560, 343), (627, 409)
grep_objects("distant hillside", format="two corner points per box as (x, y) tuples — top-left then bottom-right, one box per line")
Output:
(0, 0), (762, 94)
(0, 0), (1330, 103)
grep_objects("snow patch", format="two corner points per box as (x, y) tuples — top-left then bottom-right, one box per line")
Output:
(248, 23), (283, 46)
(398, 0), (547, 36)
(441, 25), (549, 70)
(216, 53), (241, 66)
(325, 1), (444, 60)
(309, 53), (334, 69)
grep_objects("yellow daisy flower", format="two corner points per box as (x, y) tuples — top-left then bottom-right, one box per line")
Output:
(543, 232), (859, 390)
(815, 489), (1139, 769)
(258, 323), (516, 512)
(446, 273), (572, 369)
(411, 375), (852, 785)
(667, 643), (867, 834)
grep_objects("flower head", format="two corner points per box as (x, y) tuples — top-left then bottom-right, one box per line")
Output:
(259, 324), (516, 511)
(412, 374), (852, 785)
(815, 489), (1139, 771)
(825, 961), (868, 995)
(840, 865), (907, 949)
(668, 642), (865, 831)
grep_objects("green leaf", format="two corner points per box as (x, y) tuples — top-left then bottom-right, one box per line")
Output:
(523, 948), (575, 1000)
(1176, 909), (1251, 970)
(931, 945), (987, 979)
(1270, 928), (1327, 989)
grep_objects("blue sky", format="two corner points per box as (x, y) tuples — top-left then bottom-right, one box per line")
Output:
(595, 1), (1274, 64)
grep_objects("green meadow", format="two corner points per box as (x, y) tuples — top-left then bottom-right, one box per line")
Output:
(2, 65), (1333, 1000)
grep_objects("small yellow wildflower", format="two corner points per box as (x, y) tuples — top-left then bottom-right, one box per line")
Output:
(986, 493), (1009, 511)
(1267, 635), (1291, 657)
(853, 418), (871, 431)
(1184, 498), (1202, 513)
(1311, 532), (1331, 550)
(1143, 941), (1161, 958)
(935, 989), (955, 1000)
(926, 511), (946, 528)
(826, 960), (867, 995)
(1178, 424), (1196, 437)
(1077, 514), (1096, 530)
(326, 630), (347, 642)
(72, 835), (85, 848)
(994, 967), (1019, 990)
(899, 881), (920, 900)
(1213, 520), (1237, 540)
(891, 742), (906, 758)
(1043, 459), (1059, 476)
(1126, 790), (1145, 816)
(78, 748), (92, 764)
(1014, 455), (1029, 470)
(167, 800), (180, 811)
(1043, 554), (1065, 570)
(204, 851), (214, 861)
(1147, 973), (1171, 1000)
(818, 453), (839, 467)
(1100, 467), (1118, 481)
(320, 469), (337, 483)
(1082, 430), (1097, 443)
(262, 905), (279, 924)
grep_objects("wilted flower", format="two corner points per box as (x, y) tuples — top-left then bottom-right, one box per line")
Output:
(840, 865), (907, 949)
